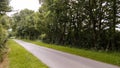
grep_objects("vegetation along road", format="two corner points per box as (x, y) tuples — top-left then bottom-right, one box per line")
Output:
(14, 39), (119, 68)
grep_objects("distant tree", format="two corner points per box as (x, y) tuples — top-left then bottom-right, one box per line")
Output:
(12, 9), (41, 40)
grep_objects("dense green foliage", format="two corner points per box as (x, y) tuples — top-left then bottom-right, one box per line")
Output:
(0, 0), (11, 16)
(0, 0), (11, 62)
(12, 9), (41, 40)
(8, 40), (48, 68)
(13, 0), (120, 51)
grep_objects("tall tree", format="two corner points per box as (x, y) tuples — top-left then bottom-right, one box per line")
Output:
(13, 0), (120, 51)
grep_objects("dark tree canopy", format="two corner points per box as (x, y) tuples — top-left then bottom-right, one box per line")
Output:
(12, 0), (120, 51)
(0, 0), (11, 16)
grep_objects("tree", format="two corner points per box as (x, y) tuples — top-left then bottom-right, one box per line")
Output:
(0, 0), (11, 62)
(36, 0), (120, 51)
(12, 9), (41, 40)
(12, 0), (120, 51)
(0, 0), (11, 16)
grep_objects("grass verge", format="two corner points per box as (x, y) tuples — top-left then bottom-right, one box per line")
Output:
(7, 39), (48, 68)
(23, 39), (120, 66)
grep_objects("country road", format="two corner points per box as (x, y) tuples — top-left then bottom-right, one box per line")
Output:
(14, 39), (119, 68)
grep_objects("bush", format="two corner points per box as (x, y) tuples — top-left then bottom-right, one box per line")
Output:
(0, 24), (8, 62)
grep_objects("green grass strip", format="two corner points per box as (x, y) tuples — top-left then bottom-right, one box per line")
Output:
(8, 40), (48, 68)
(23, 40), (120, 66)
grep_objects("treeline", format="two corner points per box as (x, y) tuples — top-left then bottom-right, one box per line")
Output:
(12, 9), (41, 40)
(13, 0), (120, 51)
(0, 0), (11, 61)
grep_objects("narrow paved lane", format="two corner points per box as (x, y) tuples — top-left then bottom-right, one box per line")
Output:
(14, 39), (119, 68)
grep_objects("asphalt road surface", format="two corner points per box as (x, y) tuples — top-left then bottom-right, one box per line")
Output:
(14, 39), (119, 68)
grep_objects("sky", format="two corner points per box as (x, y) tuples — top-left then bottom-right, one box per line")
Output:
(7, 0), (41, 16)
